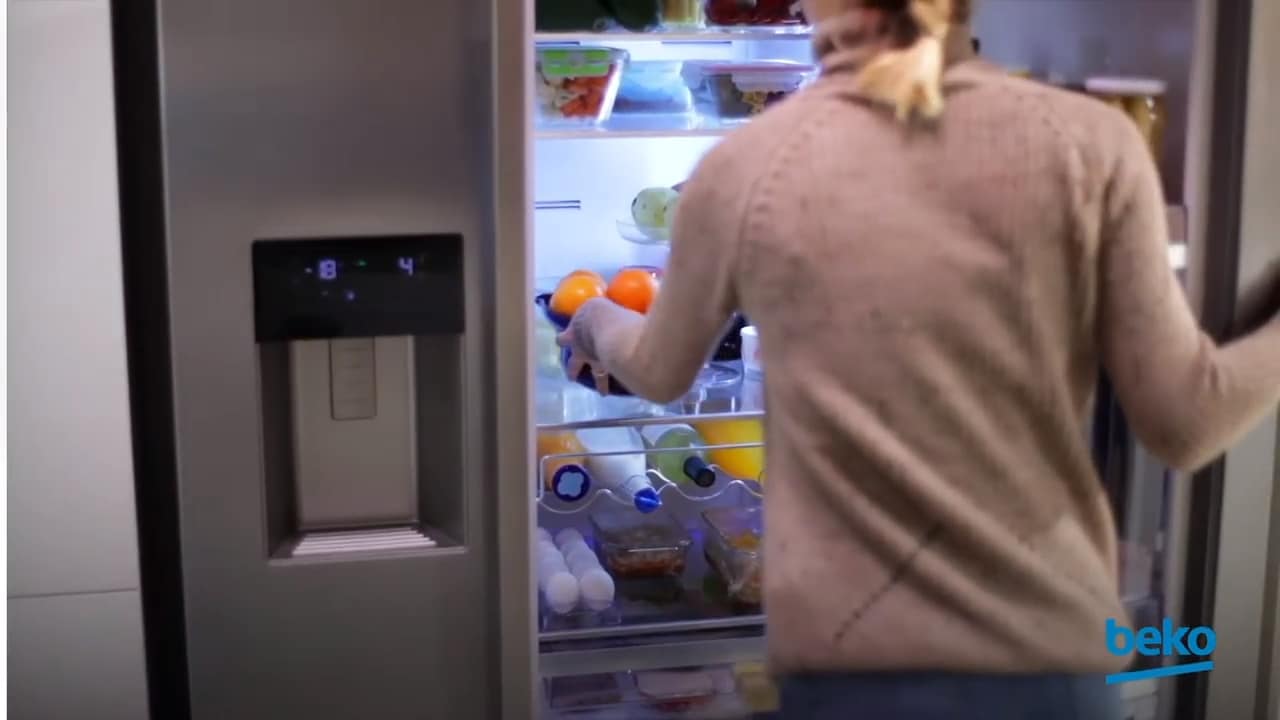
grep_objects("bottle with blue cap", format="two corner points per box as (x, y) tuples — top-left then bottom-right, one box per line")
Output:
(578, 426), (662, 512)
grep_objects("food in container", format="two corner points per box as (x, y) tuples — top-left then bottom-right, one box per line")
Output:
(547, 673), (623, 709)
(1084, 77), (1167, 172)
(702, 506), (763, 606)
(636, 667), (734, 712)
(683, 61), (814, 121)
(616, 61), (693, 115)
(590, 505), (691, 577)
(704, 0), (805, 25)
(535, 46), (627, 126)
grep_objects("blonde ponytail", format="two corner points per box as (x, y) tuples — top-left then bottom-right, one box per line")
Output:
(855, 0), (952, 121)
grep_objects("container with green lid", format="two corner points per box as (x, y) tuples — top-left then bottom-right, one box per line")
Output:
(535, 46), (628, 126)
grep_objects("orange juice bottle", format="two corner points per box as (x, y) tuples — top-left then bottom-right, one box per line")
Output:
(692, 419), (764, 483)
(537, 431), (591, 502)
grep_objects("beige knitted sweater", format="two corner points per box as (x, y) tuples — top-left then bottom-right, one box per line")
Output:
(570, 21), (1280, 675)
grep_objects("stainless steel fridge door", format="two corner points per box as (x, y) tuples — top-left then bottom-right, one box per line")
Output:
(1169, 0), (1280, 718)
(153, 1), (534, 717)
(1200, 0), (1280, 716)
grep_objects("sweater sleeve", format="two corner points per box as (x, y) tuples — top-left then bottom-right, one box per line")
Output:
(1097, 118), (1280, 472)
(570, 145), (751, 403)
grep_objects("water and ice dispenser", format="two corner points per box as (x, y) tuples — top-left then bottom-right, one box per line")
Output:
(252, 234), (467, 557)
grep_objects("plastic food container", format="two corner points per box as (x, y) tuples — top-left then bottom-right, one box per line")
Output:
(615, 61), (693, 115)
(702, 506), (763, 606)
(635, 667), (734, 712)
(535, 46), (627, 127)
(683, 61), (813, 121)
(704, 0), (805, 25)
(590, 506), (691, 578)
(547, 673), (623, 709)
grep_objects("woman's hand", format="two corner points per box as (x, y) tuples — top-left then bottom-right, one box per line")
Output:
(557, 304), (612, 395)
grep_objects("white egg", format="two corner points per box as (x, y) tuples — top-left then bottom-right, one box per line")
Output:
(555, 528), (584, 549)
(535, 527), (552, 543)
(537, 538), (561, 557)
(570, 556), (601, 579)
(544, 571), (581, 614)
(539, 552), (568, 572)
(578, 568), (615, 611)
(560, 538), (591, 559)
(565, 546), (598, 572)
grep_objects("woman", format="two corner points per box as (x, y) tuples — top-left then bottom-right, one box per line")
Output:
(559, 0), (1280, 717)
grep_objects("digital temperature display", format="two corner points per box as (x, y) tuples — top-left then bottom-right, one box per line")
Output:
(252, 234), (464, 342)
(309, 254), (418, 282)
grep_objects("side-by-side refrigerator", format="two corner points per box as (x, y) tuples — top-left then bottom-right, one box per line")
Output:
(115, 0), (1277, 718)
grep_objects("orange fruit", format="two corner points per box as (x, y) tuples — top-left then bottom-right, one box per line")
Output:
(607, 268), (660, 314)
(550, 273), (606, 317)
(567, 269), (606, 285)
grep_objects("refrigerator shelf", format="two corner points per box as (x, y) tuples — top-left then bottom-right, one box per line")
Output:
(540, 629), (766, 678)
(532, 109), (809, 140)
(542, 667), (767, 719)
(537, 373), (764, 431)
(535, 27), (813, 45)
(543, 613), (763, 643)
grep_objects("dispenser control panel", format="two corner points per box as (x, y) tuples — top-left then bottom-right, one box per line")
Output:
(253, 234), (464, 341)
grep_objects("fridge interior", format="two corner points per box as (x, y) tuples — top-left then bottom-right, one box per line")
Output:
(530, 2), (1196, 718)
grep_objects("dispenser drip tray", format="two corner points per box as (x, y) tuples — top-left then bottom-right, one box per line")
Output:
(286, 526), (437, 558)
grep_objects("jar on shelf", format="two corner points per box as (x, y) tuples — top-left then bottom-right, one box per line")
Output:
(662, 0), (705, 28)
(1084, 77), (1167, 173)
(703, 0), (805, 26)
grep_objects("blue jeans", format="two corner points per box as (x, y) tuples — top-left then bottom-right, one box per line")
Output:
(779, 672), (1124, 720)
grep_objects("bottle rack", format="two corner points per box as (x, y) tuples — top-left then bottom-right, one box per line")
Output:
(536, 439), (765, 509)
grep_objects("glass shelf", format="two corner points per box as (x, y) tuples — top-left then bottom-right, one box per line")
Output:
(541, 666), (769, 718)
(535, 27), (813, 44)
(536, 368), (764, 431)
(536, 113), (738, 140)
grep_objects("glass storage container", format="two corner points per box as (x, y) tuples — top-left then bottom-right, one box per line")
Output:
(535, 46), (628, 127)
(614, 61), (693, 116)
(682, 60), (813, 122)
(590, 506), (692, 578)
(702, 506), (763, 607)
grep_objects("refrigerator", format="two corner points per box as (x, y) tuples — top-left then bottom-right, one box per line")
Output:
(111, 0), (1278, 718)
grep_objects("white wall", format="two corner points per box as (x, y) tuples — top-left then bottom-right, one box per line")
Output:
(8, 1), (149, 718)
